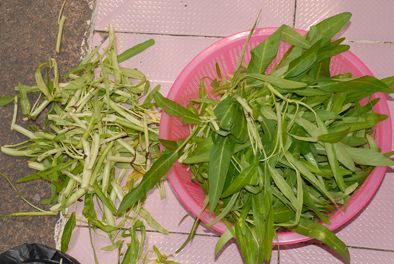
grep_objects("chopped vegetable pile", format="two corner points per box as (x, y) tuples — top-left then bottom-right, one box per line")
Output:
(1, 12), (393, 264)
(1, 27), (171, 263)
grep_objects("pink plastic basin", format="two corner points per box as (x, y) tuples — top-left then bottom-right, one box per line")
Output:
(159, 28), (392, 245)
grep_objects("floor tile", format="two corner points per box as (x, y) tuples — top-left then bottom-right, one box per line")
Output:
(348, 42), (394, 78)
(295, 0), (394, 41)
(94, 0), (295, 36)
(68, 226), (394, 263)
(94, 32), (218, 83)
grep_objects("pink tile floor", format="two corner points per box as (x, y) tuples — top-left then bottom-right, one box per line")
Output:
(68, 0), (394, 263)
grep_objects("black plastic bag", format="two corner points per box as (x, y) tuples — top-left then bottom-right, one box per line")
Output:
(0, 243), (81, 264)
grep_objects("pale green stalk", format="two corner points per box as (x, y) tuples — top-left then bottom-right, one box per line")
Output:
(88, 134), (101, 170)
(117, 139), (136, 155)
(90, 142), (114, 186)
(101, 161), (111, 194)
(30, 100), (50, 119)
(62, 170), (82, 184)
(101, 132), (127, 145)
(28, 161), (47, 171)
(37, 149), (59, 162)
(112, 181), (124, 201)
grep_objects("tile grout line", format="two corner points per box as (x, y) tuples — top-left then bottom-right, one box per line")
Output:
(94, 29), (224, 39)
(292, 0), (297, 27)
(93, 29), (394, 44)
(76, 224), (219, 238)
(347, 40), (394, 44)
(347, 245), (394, 253)
(76, 225), (394, 253)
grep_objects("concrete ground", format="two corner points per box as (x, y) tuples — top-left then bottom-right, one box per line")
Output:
(0, 0), (92, 252)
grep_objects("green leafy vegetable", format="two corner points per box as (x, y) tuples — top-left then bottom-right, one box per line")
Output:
(252, 190), (274, 262)
(221, 163), (258, 197)
(292, 218), (350, 263)
(154, 92), (200, 124)
(168, 12), (393, 263)
(310, 12), (352, 43)
(318, 128), (350, 143)
(0, 95), (15, 107)
(248, 73), (307, 89)
(208, 135), (235, 212)
(118, 151), (179, 214)
(247, 27), (282, 74)
(117, 39), (155, 63)
(61, 212), (76, 252)
(343, 145), (394, 166)
(281, 25), (310, 49)
(215, 228), (234, 256)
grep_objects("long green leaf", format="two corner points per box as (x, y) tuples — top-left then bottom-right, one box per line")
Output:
(222, 163), (258, 197)
(325, 142), (345, 191)
(247, 27), (282, 74)
(35, 62), (52, 100)
(16, 161), (74, 183)
(317, 117), (346, 191)
(284, 152), (335, 204)
(382, 76), (394, 88)
(335, 143), (356, 171)
(208, 135), (235, 212)
(183, 140), (249, 164)
(234, 218), (258, 264)
(292, 218), (350, 263)
(271, 46), (303, 74)
(214, 96), (238, 131)
(329, 93), (347, 115)
(343, 145), (394, 166)
(61, 212), (76, 252)
(117, 39), (155, 63)
(268, 164), (297, 207)
(0, 95), (15, 107)
(281, 25), (310, 49)
(207, 192), (239, 227)
(215, 228), (234, 256)
(291, 114), (319, 138)
(102, 241), (123, 251)
(176, 217), (200, 253)
(139, 207), (169, 234)
(341, 136), (367, 147)
(311, 12), (352, 44)
(92, 184), (117, 215)
(159, 139), (178, 152)
(18, 84), (31, 116)
(318, 128), (350, 143)
(153, 92), (200, 124)
(247, 73), (307, 89)
(285, 41), (319, 78)
(252, 190), (274, 262)
(142, 84), (160, 106)
(83, 193), (118, 233)
(117, 151), (178, 215)
(321, 76), (392, 103)
(233, 15), (260, 79)
(182, 138), (213, 164)
(317, 44), (350, 62)
(83, 193), (97, 219)
(303, 188), (330, 224)
(122, 234), (138, 264)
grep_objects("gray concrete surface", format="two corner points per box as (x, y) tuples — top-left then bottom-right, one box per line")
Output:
(0, 0), (92, 252)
